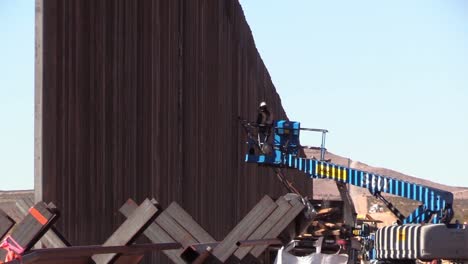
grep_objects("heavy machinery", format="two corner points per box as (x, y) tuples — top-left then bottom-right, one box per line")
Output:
(241, 119), (468, 263)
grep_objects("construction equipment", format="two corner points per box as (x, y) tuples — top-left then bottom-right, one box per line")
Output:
(241, 119), (467, 263)
(242, 120), (453, 224)
(239, 118), (315, 218)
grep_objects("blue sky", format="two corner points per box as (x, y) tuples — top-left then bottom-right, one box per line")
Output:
(0, 1), (34, 190)
(239, 0), (468, 187)
(0, 1), (467, 190)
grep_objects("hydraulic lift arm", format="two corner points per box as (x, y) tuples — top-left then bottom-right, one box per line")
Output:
(242, 119), (454, 224)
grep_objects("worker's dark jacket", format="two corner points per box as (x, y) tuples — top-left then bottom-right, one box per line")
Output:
(257, 109), (273, 134)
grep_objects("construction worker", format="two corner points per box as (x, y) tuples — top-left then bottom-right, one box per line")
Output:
(256, 101), (273, 152)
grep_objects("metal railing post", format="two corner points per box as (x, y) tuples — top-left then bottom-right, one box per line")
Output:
(320, 131), (326, 161)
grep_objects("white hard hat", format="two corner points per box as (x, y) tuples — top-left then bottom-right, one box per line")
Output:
(259, 101), (267, 108)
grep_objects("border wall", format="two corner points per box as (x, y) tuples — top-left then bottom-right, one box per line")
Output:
(36, 0), (312, 262)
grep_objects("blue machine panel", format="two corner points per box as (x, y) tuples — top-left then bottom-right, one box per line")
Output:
(274, 120), (300, 156)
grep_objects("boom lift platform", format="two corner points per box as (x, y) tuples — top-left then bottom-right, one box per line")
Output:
(240, 119), (468, 263)
(242, 120), (453, 225)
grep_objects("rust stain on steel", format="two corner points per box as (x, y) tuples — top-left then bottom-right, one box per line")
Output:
(38, 0), (312, 262)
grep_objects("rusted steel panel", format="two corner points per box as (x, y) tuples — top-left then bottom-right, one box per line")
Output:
(38, 0), (312, 262)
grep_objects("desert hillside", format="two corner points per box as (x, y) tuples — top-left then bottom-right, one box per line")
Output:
(303, 148), (468, 223)
(304, 148), (468, 198)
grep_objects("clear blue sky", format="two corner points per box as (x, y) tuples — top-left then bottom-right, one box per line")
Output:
(239, 0), (468, 187)
(0, 1), (34, 190)
(0, 1), (467, 190)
